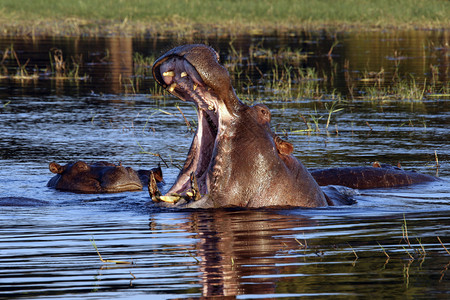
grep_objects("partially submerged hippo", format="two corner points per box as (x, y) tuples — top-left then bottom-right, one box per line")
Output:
(149, 44), (436, 208)
(47, 161), (163, 193)
(310, 163), (435, 189)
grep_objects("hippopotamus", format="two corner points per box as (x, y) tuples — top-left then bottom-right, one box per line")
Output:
(0, 197), (50, 206)
(47, 161), (163, 193)
(149, 44), (436, 208)
(310, 163), (436, 189)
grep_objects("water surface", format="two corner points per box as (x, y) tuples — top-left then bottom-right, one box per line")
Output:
(0, 31), (449, 299)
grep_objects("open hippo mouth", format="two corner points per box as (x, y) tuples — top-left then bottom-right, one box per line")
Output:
(152, 45), (234, 201)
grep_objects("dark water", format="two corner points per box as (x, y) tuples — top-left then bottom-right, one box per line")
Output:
(0, 31), (449, 299)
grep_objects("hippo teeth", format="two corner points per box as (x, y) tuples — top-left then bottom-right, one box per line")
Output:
(168, 83), (177, 92)
(163, 71), (175, 77)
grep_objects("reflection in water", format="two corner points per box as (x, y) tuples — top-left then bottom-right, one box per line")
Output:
(108, 37), (133, 94)
(174, 209), (450, 298)
(0, 201), (449, 298)
(342, 30), (449, 84)
(189, 210), (313, 297)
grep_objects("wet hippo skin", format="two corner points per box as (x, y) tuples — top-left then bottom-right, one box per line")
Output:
(150, 44), (437, 209)
(47, 161), (163, 193)
(0, 197), (50, 206)
(309, 164), (436, 189)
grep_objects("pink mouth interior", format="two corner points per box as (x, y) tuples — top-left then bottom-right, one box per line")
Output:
(155, 56), (220, 196)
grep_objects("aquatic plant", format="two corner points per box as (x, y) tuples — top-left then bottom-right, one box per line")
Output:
(0, 45), (87, 81)
(0, 45), (38, 80)
(133, 52), (155, 77)
(250, 44), (308, 65)
(49, 48), (87, 80)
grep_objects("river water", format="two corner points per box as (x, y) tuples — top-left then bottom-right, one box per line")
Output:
(0, 31), (449, 299)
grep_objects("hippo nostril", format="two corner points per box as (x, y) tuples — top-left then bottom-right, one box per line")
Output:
(74, 161), (89, 172)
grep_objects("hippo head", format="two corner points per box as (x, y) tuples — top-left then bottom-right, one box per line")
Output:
(47, 161), (144, 193)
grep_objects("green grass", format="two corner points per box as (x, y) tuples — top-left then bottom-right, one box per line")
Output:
(0, 0), (449, 36)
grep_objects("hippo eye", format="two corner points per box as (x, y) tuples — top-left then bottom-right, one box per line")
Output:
(74, 161), (89, 172)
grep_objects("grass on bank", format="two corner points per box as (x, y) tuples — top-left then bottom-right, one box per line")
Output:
(0, 0), (449, 36)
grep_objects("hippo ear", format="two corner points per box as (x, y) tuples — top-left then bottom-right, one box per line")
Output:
(49, 162), (64, 174)
(275, 136), (294, 156)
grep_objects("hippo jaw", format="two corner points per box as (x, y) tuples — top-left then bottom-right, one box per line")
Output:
(152, 45), (240, 203)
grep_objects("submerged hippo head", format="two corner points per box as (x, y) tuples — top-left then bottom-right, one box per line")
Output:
(151, 44), (327, 208)
(47, 161), (162, 193)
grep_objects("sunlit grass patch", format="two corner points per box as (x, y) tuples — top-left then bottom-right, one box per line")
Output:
(0, 0), (449, 37)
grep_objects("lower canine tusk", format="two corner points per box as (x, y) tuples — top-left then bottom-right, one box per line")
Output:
(181, 72), (188, 78)
(158, 195), (181, 203)
(168, 83), (177, 92)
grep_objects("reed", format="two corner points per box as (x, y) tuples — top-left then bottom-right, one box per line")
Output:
(226, 42), (449, 103)
(133, 52), (155, 77)
(90, 237), (133, 264)
(0, 45), (38, 80)
(49, 48), (87, 80)
(0, 46), (86, 81)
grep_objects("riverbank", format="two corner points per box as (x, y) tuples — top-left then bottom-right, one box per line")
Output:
(0, 0), (449, 37)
